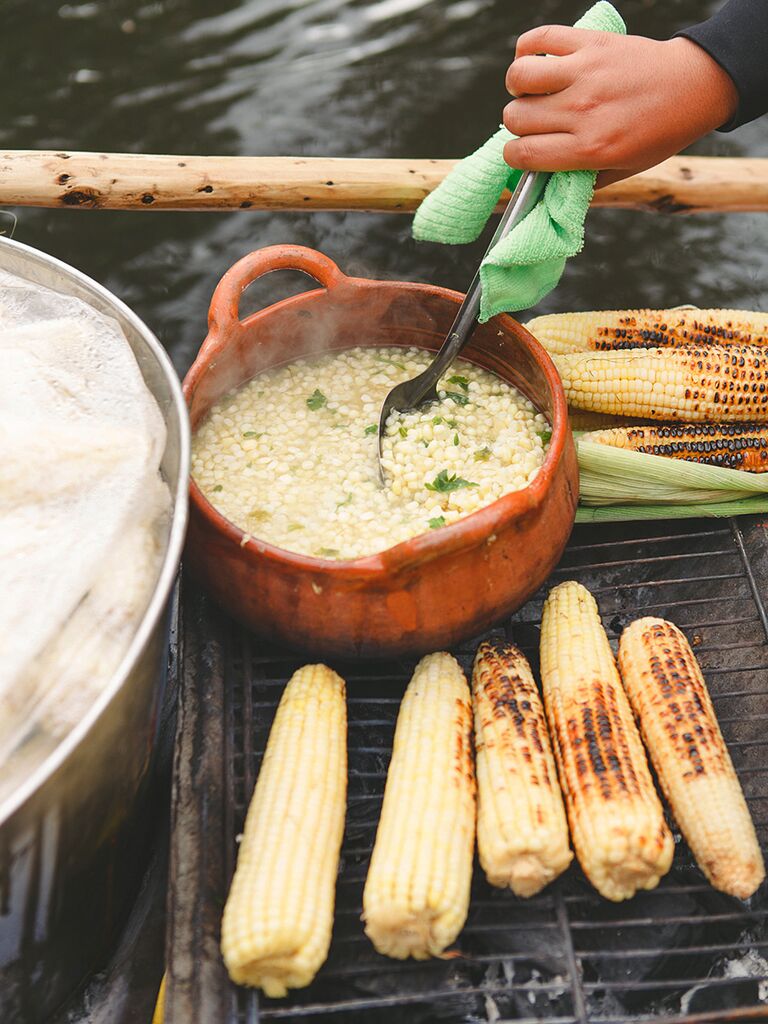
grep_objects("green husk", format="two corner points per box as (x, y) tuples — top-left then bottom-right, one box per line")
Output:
(574, 434), (768, 522)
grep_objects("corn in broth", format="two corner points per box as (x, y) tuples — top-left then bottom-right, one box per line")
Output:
(363, 652), (476, 959)
(554, 344), (768, 422)
(587, 422), (768, 471)
(220, 664), (347, 996)
(619, 618), (765, 899)
(472, 641), (572, 896)
(527, 309), (768, 356)
(540, 581), (674, 901)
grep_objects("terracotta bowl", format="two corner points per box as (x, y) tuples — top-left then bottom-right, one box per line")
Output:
(183, 244), (578, 658)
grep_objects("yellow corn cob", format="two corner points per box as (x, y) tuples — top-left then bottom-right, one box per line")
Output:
(586, 422), (768, 472)
(220, 664), (347, 996)
(554, 345), (768, 422)
(363, 652), (476, 959)
(472, 640), (572, 896)
(540, 582), (674, 901)
(618, 618), (765, 899)
(527, 309), (768, 356)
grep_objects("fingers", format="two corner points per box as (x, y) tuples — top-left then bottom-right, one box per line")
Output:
(515, 24), (591, 59)
(503, 96), (570, 138)
(595, 168), (634, 189)
(504, 134), (591, 173)
(506, 54), (577, 97)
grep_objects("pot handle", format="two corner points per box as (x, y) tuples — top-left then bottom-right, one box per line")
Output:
(207, 244), (347, 340)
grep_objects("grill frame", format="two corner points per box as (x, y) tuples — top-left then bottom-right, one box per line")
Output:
(166, 516), (768, 1024)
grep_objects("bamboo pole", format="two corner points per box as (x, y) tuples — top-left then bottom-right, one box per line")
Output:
(1, 150), (767, 214)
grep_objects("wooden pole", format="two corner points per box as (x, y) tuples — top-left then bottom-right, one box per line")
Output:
(1, 150), (767, 214)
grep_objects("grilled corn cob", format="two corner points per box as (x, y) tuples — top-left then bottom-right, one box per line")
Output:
(618, 618), (765, 899)
(527, 309), (768, 356)
(540, 582), (674, 901)
(363, 652), (476, 959)
(586, 422), (768, 471)
(220, 664), (347, 996)
(567, 408), (645, 433)
(472, 641), (572, 896)
(554, 345), (768, 422)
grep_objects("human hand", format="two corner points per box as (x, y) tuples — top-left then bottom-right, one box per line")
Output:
(502, 28), (738, 187)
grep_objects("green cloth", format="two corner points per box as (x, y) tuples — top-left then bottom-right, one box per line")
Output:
(412, 2), (626, 322)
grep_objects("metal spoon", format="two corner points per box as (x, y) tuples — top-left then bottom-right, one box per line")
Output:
(377, 169), (551, 483)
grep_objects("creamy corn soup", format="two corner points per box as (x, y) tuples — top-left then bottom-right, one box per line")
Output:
(191, 346), (549, 559)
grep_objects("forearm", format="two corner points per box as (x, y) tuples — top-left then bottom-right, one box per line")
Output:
(677, 0), (768, 130)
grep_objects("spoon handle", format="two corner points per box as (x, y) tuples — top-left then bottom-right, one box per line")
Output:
(416, 169), (551, 392)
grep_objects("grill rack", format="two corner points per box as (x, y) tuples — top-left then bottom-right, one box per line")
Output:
(166, 517), (768, 1024)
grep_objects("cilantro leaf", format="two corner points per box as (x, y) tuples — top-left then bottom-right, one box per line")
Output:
(428, 516), (446, 529)
(445, 391), (469, 406)
(473, 446), (492, 462)
(425, 469), (478, 493)
(538, 428), (553, 444)
(306, 389), (327, 410)
(447, 374), (470, 392)
(364, 424), (378, 435)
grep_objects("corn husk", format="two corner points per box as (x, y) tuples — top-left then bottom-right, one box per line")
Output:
(575, 434), (768, 522)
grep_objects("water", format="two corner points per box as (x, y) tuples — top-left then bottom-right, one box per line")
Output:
(2, 0), (767, 375)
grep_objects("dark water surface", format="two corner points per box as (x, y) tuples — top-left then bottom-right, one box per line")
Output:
(2, 0), (767, 374)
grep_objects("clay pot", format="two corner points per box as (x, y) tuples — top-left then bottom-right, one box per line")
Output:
(183, 244), (578, 658)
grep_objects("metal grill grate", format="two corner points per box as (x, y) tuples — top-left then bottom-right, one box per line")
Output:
(166, 517), (768, 1024)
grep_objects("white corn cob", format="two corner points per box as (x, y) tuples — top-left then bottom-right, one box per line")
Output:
(527, 309), (768, 356)
(472, 640), (572, 896)
(619, 618), (765, 899)
(220, 664), (347, 996)
(540, 582), (674, 901)
(553, 345), (768, 422)
(363, 652), (476, 959)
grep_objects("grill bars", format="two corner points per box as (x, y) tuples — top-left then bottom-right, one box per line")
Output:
(167, 517), (768, 1024)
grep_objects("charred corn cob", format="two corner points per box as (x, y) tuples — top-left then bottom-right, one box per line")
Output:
(586, 422), (768, 471)
(472, 641), (572, 896)
(527, 309), (768, 356)
(567, 408), (645, 433)
(220, 664), (347, 996)
(540, 582), (674, 901)
(363, 652), (476, 959)
(554, 345), (768, 422)
(619, 619), (765, 899)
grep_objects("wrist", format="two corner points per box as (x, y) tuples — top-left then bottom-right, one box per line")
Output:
(665, 36), (739, 130)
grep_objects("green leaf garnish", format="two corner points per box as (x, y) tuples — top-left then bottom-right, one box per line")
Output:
(447, 374), (469, 392)
(445, 391), (469, 406)
(398, 425), (408, 438)
(247, 508), (270, 523)
(538, 428), (553, 444)
(364, 424), (378, 435)
(306, 389), (327, 410)
(432, 416), (443, 425)
(376, 354), (406, 370)
(242, 430), (262, 439)
(428, 516), (446, 529)
(453, 433), (460, 446)
(473, 447), (492, 462)
(212, 484), (223, 492)
(447, 418), (458, 428)
(425, 469), (478, 493)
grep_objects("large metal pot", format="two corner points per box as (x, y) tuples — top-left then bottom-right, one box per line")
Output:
(184, 245), (578, 658)
(0, 237), (189, 1023)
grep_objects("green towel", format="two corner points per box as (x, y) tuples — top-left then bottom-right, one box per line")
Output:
(413, 1), (626, 322)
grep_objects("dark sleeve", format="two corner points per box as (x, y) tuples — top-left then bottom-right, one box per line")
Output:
(676, 0), (768, 131)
